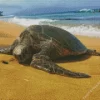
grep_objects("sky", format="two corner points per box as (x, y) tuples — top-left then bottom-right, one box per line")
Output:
(0, 0), (100, 15)
(0, 0), (100, 8)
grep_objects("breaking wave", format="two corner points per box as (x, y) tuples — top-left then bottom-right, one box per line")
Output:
(1, 16), (100, 37)
(8, 17), (56, 26)
(60, 25), (100, 37)
(79, 8), (94, 12)
(79, 8), (100, 13)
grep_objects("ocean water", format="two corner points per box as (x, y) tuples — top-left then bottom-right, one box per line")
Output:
(0, 9), (100, 37)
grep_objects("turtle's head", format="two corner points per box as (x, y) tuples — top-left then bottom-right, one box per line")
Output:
(13, 45), (33, 64)
(13, 45), (25, 56)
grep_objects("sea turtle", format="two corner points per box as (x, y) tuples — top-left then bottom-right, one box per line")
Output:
(0, 25), (100, 78)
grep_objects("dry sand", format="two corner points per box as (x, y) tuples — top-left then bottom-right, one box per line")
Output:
(0, 21), (100, 100)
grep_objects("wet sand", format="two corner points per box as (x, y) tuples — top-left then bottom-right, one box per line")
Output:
(0, 21), (100, 100)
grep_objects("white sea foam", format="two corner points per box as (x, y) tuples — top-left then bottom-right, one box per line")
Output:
(7, 17), (100, 37)
(79, 8), (94, 12)
(60, 25), (100, 37)
(8, 17), (55, 26)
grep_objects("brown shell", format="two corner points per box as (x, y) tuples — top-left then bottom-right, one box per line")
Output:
(41, 25), (87, 53)
(27, 25), (87, 53)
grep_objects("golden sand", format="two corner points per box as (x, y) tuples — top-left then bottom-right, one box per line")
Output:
(0, 21), (100, 100)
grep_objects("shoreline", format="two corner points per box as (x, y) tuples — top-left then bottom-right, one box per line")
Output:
(0, 21), (100, 100)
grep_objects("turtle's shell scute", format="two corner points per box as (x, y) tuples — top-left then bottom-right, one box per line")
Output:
(41, 25), (87, 53)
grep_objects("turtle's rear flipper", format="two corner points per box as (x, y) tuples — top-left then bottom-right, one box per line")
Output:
(30, 54), (91, 78)
(86, 49), (100, 56)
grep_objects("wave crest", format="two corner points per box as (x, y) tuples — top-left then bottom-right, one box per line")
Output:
(8, 17), (56, 26)
(79, 8), (94, 12)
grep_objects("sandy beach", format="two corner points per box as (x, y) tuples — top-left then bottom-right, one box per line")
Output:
(0, 21), (100, 100)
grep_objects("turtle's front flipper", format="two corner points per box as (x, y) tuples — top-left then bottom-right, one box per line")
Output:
(86, 49), (100, 56)
(30, 54), (90, 78)
(0, 46), (12, 54)
(31, 40), (90, 78)
(0, 39), (19, 55)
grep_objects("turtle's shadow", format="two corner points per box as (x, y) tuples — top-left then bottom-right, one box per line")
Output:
(55, 54), (92, 63)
